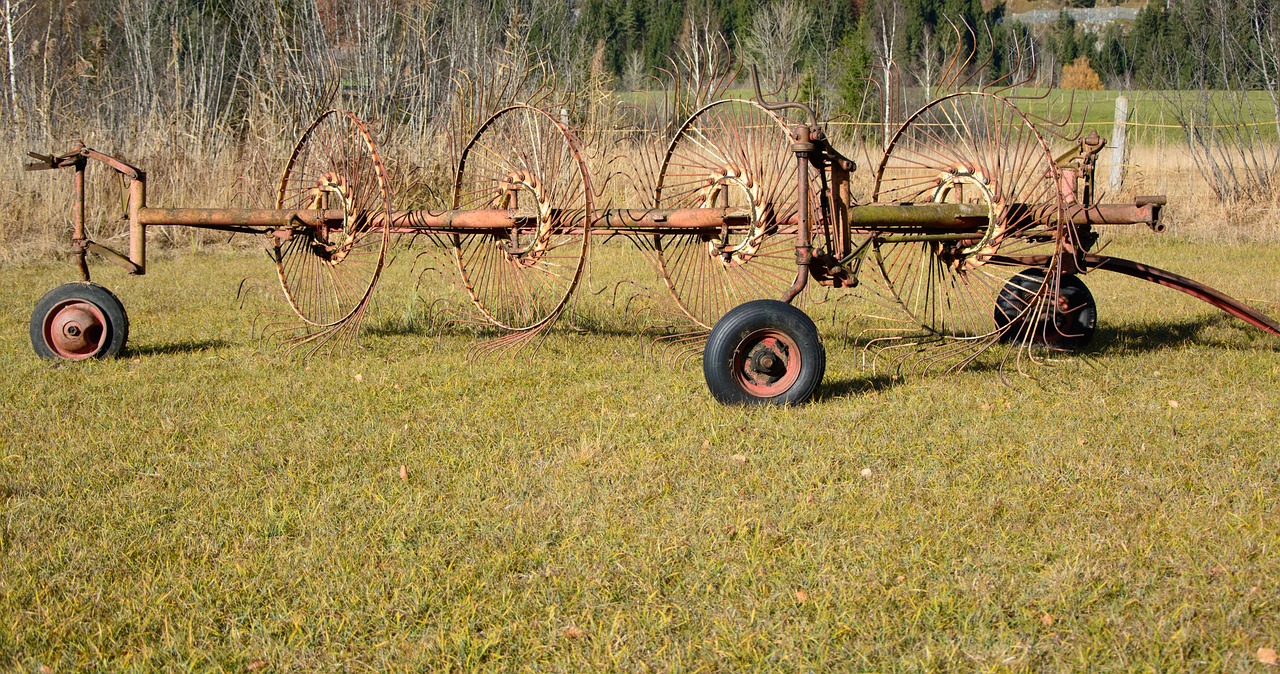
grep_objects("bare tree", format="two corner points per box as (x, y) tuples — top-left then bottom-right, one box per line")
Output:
(867, 0), (904, 148)
(2, 0), (26, 123)
(740, 0), (812, 86)
(915, 25), (938, 101)
(622, 51), (646, 91)
(676, 2), (726, 100)
(1163, 0), (1280, 204)
(1247, 0), (1280, 131)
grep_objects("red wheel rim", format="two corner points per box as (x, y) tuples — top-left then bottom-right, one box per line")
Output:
(731, 329), (802, 398)
(42, 300), (108, 360)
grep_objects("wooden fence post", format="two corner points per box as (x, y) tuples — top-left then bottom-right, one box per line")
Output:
(1109, 95), (1128, 194)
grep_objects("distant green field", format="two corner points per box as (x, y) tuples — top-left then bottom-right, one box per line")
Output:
(617, 86), (1280, 143)
(1004, 88), (1280, 142)
(2, 238), (1279, 669)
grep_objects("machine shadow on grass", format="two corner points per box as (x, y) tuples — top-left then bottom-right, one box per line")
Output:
(814, 374), (901, 401)
(1090, 313), (1280, 356)
(127, 338), (229, 357)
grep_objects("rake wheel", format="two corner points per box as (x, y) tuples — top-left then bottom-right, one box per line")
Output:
(30, 283), (129, 360)
(451, 104), (593, 332)
(274, 110), (391, 329)
(995, 269), (1097, 350)
(872, 92), (1065, 342)
(654, 99), (822, 330)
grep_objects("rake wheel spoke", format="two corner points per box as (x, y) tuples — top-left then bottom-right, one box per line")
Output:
(275, 110), (391, 330)
(653, 99), (822, 330)
(872, 92), (1066, 344)
(451, 104), (593, 332)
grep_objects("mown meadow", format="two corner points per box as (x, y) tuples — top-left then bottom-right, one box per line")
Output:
(2, 236), (1278, 670)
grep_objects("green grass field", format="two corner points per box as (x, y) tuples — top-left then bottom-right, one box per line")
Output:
(617, 86), (1280, 147)
(2, 238), (1279, 670)
(1005, 89), (1280, 144)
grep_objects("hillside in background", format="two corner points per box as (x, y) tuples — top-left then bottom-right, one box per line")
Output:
(1006, 0), (1146, 10)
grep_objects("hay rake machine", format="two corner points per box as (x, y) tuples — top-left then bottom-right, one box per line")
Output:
(25, 75), (1280, 405)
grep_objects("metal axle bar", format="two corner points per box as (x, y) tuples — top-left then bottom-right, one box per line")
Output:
(133, 201), (1159, 235)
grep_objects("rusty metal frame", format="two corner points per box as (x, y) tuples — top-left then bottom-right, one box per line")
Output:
(26, 85), (1280, 360)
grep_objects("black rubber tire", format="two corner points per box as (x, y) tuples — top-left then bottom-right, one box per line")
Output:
(703, 299), (825, 405)
(29, 282), (129, 360)
(994, 268), (1096, 350)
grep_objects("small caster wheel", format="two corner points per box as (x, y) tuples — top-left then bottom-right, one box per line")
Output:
(30, 282), (129, 360)
(703, 299), (825, 405)
(994, 268), (1096, 350)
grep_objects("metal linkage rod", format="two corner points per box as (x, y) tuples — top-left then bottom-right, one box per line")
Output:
(131, 200), (1163, 238)
(133, 207), (754, 235)
(138, 208), (339, 230)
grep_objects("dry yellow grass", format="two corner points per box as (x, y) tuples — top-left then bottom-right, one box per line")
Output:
(1117, 145), (1280, 243)
(2, 111), (1278, 266)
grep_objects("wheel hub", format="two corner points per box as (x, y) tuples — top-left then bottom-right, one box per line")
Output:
(302, 172), (354, 264)
(733, 329), (802, 397)
(932, 163), (1003, 272)
(494, 170), (554, 266)
(45, 301), (107, 359)
(699, 164), (767, 267)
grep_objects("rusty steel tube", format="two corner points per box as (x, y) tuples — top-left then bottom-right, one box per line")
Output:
(592, 208), (751, 232)
(782, 132), (813, 303)
(137, 207), (340, 229)
(74, 161), (89, 281)
(134, 207), (750, 234)
(388, 208), (752, 233)
(129, 177), (146, 274)
(131, 202), (1161, 238)
(1066, 203), (1162, 230)
(848, 203), (990, 232)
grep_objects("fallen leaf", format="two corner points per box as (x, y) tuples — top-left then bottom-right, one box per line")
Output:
(354, 373), (363, 382)
(1040, 613), (1054, 626)
(398, 465), (408, 481)
(1258, 648), (1278, 665)
(247, 659), (268, 672)
(701, 439), (711, 450)
(1077, 438), (1087, 446)
(860, 467), (873, 477)
(729, 454), (747, 463)
(1153, 370), (1161, 377)
(1168, 400), (1179, 408)
(563, 625), (585, 639)
(39, 666), (52, 674)
(795, 589), (809, 602)
(895, 575), (905, 584)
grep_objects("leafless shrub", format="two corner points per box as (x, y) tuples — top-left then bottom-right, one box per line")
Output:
(1159, 0), (1280, 204)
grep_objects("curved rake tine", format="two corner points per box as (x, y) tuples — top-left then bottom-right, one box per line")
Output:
(985, 23), (1026, 92)
(650, 329), (711, 368)
(467, 322), (554, 361)
(934, 21), (966, 93)
(235, 275), (274, 310)
(958, 20), (994, 91)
